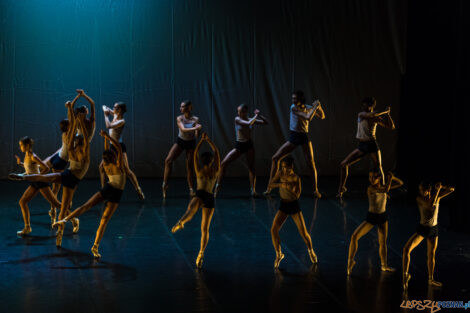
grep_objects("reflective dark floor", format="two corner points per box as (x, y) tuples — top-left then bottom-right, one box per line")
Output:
(0, 178), (469, 313)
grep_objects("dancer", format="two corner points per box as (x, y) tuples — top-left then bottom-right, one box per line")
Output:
(264, 90), (325, 198)
(171, 133), (220, 268)
(43, 94), (81, 225)
(337, 97), (395, 198)
(347, 170), (404, 275)
(163, 100), (202, 198)
(11, 137), (62, 235)
(102, 102), (145, 200)
(214, 104), (268, 197)
(402, 181), (455, 289)
(54, 130), (126, 258)
(73, 89), (96, 142)
(268, 156), (318, 269)
(9, 108), (90, 246)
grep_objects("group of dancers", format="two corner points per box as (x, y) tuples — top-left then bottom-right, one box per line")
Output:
(7, 89), (454, 290)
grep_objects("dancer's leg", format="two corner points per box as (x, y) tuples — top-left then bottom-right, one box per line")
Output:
(377, 222), (394, 272)
(91, 202), (119, 258)
(271, 211), (288, 268)
(17, 186), (39, 235)
(122, 152), (144, 199)
(215, 148), (242, 194)
(246, 148), (257, 195)
(370, 150), (385, 185)
(171, 197), (203, 232)
(163, 144), (183, 197)
(347, 221), (374, 275)
(56, 187), (76, 246)
(427, 236), (441, 287)
(54, 192), (104, 225)
(291, 211), (318, 263)
(196, 207), (215, 268)
(186, 150), (195, 194)
(39, 187), (62, 210)
(301, 142), (321, 197)
(402, 233), (424, 288)
(337, 149), (364, 197)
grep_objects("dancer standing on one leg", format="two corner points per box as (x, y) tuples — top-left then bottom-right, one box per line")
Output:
(171, 133), (220, 268)
(214, 104), (268, 197)
(268, 156), (318, 269)
(10, 137), (62, 236)
(43, 93), (82, 225)
(347, 170), (403, 275)
(163, 100), (202, 198)
(9, 109), (90, 246)
(337, 97), (395, 198)
(102, 102), (145, 200)
(264, 90), (325, 198)
(402, 181), (455, 289)
(54, 130), (126, 258)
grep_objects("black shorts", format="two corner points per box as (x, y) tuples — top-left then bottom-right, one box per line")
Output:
(111, 142), (127, 154)
(235, 140), (254, 154)
(288, 131), (309, 146)
(30, 182), (50, 189)
(195, 189), (215, 209)
(279, 199), (301, 215)
(50, 153), (68, 171)
(60, 169), (80, 189)
(177, 137), (196, 151)
(358, 140), (379, 154)
(100, 183), (124, 203)
(366, 211), (388, 225)
(416, 224), (439, 238)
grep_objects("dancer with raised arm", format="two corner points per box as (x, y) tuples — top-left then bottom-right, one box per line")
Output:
(10, 137), (62, 236)
(214, 104), (268, 197)
(73, 89), (96, 142)
(9, 108), (90, 246)
(347, 170), (403, 275)
(163, 100), (202, 198)
(171, 133), (220, 268)
(268, 156), (318, 269)
(54, 130), (126, 258)
(102, 102), (145, 200)
(402, 181), (455, 289)
(337, 97), (395, 198)
(264, 90), (325, 198)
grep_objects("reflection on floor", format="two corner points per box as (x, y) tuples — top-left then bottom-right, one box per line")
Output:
(0, 178), (468, 313)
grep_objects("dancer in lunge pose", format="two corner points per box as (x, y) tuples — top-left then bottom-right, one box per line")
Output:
(347, 170), (403, 275)
(102, 102), (145, 200)
(163, 100), (202, 198)
(402, 181), (455, 289)
(268, 156), (318, 269)
(10, 137), (62, 235)
(9, 109), (90, 246)
(264, 90), (325, 198)
(54, 130), (126, 258)
(171, 133), (220, 268)
(214, 104), (268, 197)
(337, 97), (395, 198)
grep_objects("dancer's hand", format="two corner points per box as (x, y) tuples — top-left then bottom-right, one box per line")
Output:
(65, 100), (72, 108)
(14, 155), (21, 165)
(313, 100), (320, 107)
(434, 182), (442, 190)
(76, 89), (85, 96)
(254, 109), (260, 115)
(195, 124), (202, 131)
(385, 106), (391, 114)
(99, 130), (108, 138)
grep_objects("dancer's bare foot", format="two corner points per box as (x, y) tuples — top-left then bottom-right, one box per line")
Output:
(72, 218), (80, 233)
(162, 182), (168, 199)
(196, 252), (204, 269)
(48, 208), (57, 227)
(381, 265), (396, 272)
(17, 225), (32, 236)
(91, 244), (101, 259)
(137, 187), (145, 201)
(428, 279), (443, 287)
(308, 249), (318, 264)
(8, 173), (25, 181)
(274, 252), (285, 269)
(336, 187), (347, 198)
(403, 272), (411, 290)
(347, 259), (356, 276)
(313, 190), (322, 198)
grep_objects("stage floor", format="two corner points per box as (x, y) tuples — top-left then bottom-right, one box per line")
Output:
(0, 178), (469, 313)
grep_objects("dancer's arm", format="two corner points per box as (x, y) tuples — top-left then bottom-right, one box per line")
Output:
(100, 130), (123, 169)
(14, 155), (24, 167)
(236, 113), (259, 127)
(77, 89), (96, 125)
(99, 161), (106, 188)
(194, 116), (201, 138)
(204, 134), (220, 173)
(193, 134), (205, 176)
(377, 110), (396, 130)
(389, 175), (404, 191)
(255, 113), (269, 125)
(65, 100), (76, 125)
(104, 114), (125, 130)
(66, 114), (78, 151)
(359, 106), (391, 119)
(313, 101), (326, 120)
(437, 185), (455, 200)
(32, 154), (51, 174)
(432, 183), (443, 207)
(76, 114), (90, 155)
(177, 116), (202, 133)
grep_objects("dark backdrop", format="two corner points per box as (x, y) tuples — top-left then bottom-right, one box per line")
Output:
(398, 0), (470, 232)
(0, 0), (406, 178)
